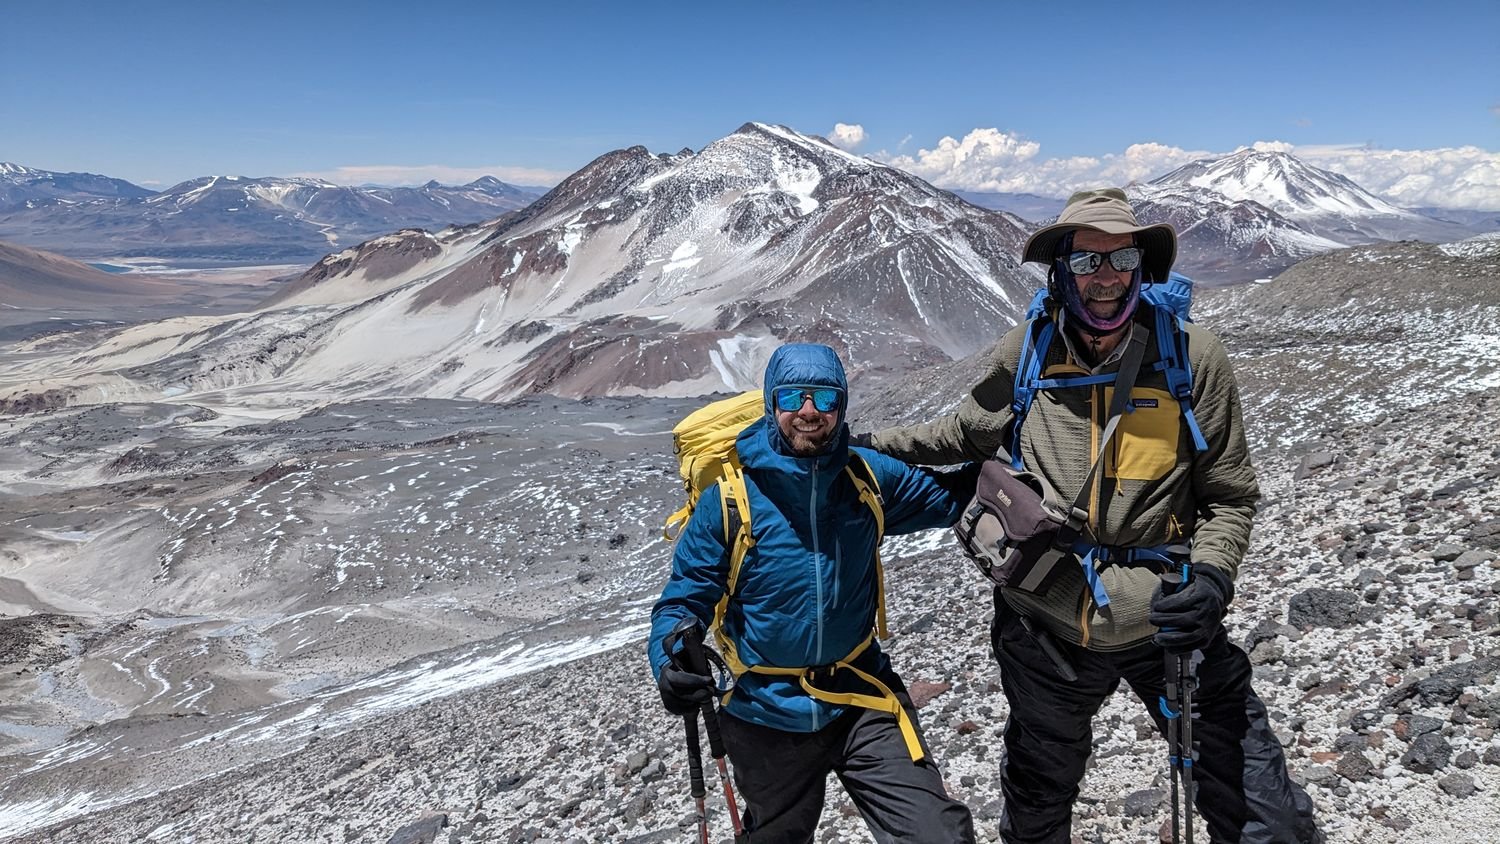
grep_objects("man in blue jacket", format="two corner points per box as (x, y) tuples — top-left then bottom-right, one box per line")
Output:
(650, 343), (977, 843)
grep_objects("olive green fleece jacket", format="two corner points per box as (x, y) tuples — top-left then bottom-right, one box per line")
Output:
(869, 309), (1259, 651)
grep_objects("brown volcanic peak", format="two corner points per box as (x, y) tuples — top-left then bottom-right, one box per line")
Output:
(259, 229), (447, 308)
(0, 239), (188, 308)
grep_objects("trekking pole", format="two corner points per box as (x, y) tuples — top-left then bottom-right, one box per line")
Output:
(1156, 567), (1196, 844)
(1160, 642), (1182, 844)
(667, 620), (714, 844)
(1179, 647), (1198, 844)
(684, 713), (710, 844)
(680, 622), (745, 836)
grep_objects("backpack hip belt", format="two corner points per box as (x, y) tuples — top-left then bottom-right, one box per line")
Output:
(717, 631), (926, 763)
(1069, 541), (1190, 610)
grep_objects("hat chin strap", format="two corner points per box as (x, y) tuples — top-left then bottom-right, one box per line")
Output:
(1048, 234), (1142, 336)
(1068, 271), (1141, 337)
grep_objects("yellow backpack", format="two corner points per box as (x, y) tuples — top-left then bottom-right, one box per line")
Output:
(662, 390), (889, 637)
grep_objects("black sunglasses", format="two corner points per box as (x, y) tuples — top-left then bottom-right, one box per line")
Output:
(773, 386), (843, 413)
(1060, 247), (1143, 276)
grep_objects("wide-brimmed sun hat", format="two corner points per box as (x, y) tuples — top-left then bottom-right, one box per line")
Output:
(1022, 187), (1177, 282)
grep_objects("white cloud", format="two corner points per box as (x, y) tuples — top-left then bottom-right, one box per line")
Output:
(829, 123), (867, 151)
(1292, 144), (1500, 211)
(873, 129), (1203, 197)
(290, 163), (571, 187)
(1250, 140), (1297, 154)
(873, 128), (1500, 210)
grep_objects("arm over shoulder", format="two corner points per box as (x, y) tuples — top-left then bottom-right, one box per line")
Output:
(854, 448), (977, 535)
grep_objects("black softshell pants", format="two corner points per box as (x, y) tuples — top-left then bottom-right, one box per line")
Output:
(717, 665), (976, 844)
(991, 597), (1320, 844)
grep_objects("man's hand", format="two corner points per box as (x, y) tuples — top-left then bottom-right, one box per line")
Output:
(657, 664), (715, 715)
(1149, 565), (1234, 653)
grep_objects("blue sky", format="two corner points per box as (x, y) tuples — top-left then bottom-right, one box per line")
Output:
(3, 0), (1498, 205)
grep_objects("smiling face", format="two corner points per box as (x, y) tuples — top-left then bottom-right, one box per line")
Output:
(1069, 229), (1136, 325)
(775, 395), (840, 457)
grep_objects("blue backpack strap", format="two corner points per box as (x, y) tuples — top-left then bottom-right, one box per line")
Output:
(1152, 305), (1209, 453)
(1010, 315), (1054, 470)
(1071, 542), (1188, 609)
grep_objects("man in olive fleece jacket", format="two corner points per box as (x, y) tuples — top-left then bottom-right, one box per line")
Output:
(861, 189), (1320, 843)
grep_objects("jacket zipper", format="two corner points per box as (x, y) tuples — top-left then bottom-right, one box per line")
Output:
(832, 536), (841, 609)
(810, 463), (823, 732)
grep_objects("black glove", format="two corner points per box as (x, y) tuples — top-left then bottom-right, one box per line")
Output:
(1149, 565), (1234, 653)
(848, 431), (874, 449)
(657, 664), (715, 716)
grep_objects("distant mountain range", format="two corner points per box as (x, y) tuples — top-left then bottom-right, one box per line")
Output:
(0, 124), (1042, 409)
(0, 166), (541, 262)
(951, 190), (1066, 220)
(5, 140), (1496, 282)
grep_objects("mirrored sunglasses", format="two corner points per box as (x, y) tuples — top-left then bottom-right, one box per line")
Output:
(773, 386), (843, 413)
(1061, 247), (1143, 276)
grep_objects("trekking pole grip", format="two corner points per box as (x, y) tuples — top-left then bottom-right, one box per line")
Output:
(685, 714), (707, 797)
(679, 623), (731, 758)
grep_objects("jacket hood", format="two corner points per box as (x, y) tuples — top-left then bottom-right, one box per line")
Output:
(760, 343), (849, 457)
(761, 343), (848, 416)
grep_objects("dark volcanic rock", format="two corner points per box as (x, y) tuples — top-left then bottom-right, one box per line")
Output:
(1385, 658), (1500, 707)
(1400, 733), (1452, 774)
(1286, 588), (1361, 629)
(385, 813), (446, 844)
(1122, 788), (1164, 818)
(1438, 773), (1477, 798)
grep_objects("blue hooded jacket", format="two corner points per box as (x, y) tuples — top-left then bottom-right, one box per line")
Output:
(649, 343), (969, 733)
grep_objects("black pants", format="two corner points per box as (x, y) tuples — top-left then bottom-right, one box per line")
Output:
(991, 598), (1319, 844)
(718, 670), (976, 844)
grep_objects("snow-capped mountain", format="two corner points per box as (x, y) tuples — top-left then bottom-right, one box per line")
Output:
(0, 123), (1039, 411)
(1150, 148), (1475, 245)
(1126, 183), (1344, 284)
(0, 166), (541, 263)
(0, 162), (154, 208)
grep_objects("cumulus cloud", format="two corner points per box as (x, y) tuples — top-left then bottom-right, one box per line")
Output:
(1292, 144), (1500, 210)
(873, 128), (1500, 210)
(873, 128), (1203, 197)
(291, 163), (571, 187)
(829, 123), (867, 151)
(1250, 140), (1297, 154)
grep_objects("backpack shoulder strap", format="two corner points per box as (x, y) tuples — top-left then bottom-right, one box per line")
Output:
(1010, 314), (1056, 470)
(1150, 304), (1209, 453)
(845, 454), (890, 638)
(711, 453), (754, 634)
